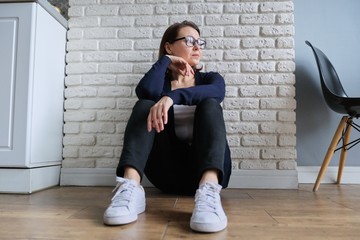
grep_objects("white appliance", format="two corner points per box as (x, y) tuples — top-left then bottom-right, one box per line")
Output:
(0, 0), (67, 193)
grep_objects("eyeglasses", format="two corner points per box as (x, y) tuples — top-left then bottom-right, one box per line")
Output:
(171, 36), (206, 49)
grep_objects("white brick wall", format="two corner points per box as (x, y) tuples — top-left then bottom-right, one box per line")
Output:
(63, 0), (296, 178)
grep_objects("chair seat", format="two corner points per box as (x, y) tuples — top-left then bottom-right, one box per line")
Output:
(329, 96), (360, 117)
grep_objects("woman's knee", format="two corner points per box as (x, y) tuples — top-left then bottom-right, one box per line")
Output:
(134, 99), (155, 109)
(195, 98), (223, 118)
(132, 99), (155, 117)
(197, 98), (220, 109)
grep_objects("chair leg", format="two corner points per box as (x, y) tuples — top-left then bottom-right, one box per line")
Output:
(313, 116), (348, 192)
(337, 118), (352, 184)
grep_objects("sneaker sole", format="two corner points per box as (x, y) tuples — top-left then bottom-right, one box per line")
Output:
(190, 218), (227, 233)
(103, 204), (146, 226)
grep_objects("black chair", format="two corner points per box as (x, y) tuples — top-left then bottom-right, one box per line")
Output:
(305, 40), (360, 191)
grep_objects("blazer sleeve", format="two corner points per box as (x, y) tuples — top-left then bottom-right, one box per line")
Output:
(135, 55), (171, 101)
(165, 71), (225, 105)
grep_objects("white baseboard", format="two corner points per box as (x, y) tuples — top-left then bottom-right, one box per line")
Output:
(297, 166), (360, 184)
(60, 168), (299, 189)
(227, 169), (298, 189)
(1, 166), (357, 194)
(0, 165), (61, 194)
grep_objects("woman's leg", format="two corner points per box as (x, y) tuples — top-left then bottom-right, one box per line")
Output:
(192, 98), (231, 187)
(199, 169), (219, 185)
(116, 99), (156, 181)
(190, 98), (230, 233)
(145, 99), (231, 194)
(104, 99), (155, 226)
(144, 107), (199, 195)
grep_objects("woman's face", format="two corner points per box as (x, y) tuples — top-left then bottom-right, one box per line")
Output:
(166, 26), (203, 67)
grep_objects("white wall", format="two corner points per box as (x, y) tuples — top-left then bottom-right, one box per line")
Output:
(295, 0), (360, 166)
(62, 0), (297, 188)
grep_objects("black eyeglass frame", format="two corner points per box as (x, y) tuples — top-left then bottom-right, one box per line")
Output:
(170, 35), (206, 49)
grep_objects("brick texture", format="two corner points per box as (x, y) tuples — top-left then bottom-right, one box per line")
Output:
(63, 0), (296, 173)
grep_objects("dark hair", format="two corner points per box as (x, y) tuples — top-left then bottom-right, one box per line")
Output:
(158, 21), (201, 59)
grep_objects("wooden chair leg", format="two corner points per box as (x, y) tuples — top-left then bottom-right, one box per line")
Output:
(337, 118), (352, 184)
(313, 116), (348, 192)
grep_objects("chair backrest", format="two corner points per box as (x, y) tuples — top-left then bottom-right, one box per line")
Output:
(305, 41), (348, 98)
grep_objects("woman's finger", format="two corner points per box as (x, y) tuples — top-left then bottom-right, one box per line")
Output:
(163, 105), (168, 125)
(147, 112), (153, 132)
(157, 104), (165, 131)
(148, 106), (160, 132)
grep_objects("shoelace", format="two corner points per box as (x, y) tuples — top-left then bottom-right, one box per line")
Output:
(195, 184), (220, 213)
(111, 180), (136, 207)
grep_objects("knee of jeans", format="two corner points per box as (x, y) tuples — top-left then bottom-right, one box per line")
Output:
(131, 99), (156, 119)
(196, 98), (222, 113)
(134, 99), (155, 110)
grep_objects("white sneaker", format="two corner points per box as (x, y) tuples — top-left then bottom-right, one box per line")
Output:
(190, 182), (227, 232)
(103, 177), (146, 225)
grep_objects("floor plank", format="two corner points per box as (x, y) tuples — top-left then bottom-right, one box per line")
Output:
(0, 184), (360, 239)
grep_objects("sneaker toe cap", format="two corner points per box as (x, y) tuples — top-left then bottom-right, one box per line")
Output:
(104, 206), (130, 217)
(191, 211), (225, 223)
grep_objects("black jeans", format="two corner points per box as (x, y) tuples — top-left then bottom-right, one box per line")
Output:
(116, 98), (231, 195)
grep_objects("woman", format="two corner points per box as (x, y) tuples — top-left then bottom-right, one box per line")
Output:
(103, 21), (232, 233)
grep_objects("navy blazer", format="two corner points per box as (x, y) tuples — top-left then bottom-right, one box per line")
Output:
(135, 55), (225, 105)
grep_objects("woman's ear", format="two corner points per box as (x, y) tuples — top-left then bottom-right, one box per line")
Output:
(164, 42), (172, 55)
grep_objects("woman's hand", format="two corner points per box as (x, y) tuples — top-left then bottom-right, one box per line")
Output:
(147, 96), (174, 132)
(166, 55), (194, 76)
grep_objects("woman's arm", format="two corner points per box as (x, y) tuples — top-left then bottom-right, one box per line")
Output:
(135, 55), (171, 101)
(165, 71), (226, 105)
(135, 55), (194, 101)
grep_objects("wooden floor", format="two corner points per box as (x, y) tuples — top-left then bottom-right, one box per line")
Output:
(1, 184), (360, 240)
